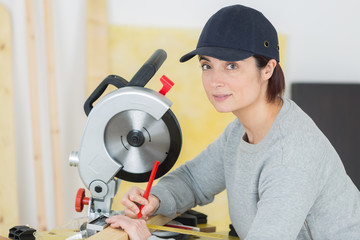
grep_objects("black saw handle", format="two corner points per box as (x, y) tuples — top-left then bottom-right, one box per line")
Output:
(83, 49), (167, 116)
(84, 74), (128, 116)
(127, 49), (167, 87)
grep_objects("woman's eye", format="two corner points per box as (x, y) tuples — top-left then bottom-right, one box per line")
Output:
(226, 63), (238, 70)
(201, 63), (211, 70)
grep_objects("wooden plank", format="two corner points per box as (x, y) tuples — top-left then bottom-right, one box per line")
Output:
(43, 0), (65, 226)
(147, 225), (225, 239)
(0, 3), (19, 237)
(86, 0), (108, 95)
(88, 215), (173, 240)
(25, 0), (47, 230)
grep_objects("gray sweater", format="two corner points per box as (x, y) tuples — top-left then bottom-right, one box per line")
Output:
(151, 98), (360, 240)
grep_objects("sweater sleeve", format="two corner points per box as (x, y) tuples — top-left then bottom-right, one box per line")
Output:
(150, 121), (235, 217)
(245, 166), (319, 240)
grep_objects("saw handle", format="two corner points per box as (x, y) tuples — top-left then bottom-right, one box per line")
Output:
(84, 49), (167, 116)
(128, 49), (167, 87)
(84, 74), (128, 116)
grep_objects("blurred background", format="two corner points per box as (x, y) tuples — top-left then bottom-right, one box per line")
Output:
(0, 0), (359, 236)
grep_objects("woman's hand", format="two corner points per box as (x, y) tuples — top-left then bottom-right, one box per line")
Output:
(121, 186), (160, 219)
(106, 215), (151, 240)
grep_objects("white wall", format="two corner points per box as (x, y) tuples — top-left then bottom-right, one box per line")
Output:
(0, 0), (359, 230)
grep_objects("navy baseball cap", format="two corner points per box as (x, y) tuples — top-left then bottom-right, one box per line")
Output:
(180, 5), (280, 63)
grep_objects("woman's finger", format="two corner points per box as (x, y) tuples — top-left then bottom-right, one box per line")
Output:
(121, 187), (147, 216)
(121, 194), (142, 216)
(138, 194), (160, 218)
(106, 215), (151, 240)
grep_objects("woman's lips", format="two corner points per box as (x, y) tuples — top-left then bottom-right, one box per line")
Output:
(213, 94), (231, 101)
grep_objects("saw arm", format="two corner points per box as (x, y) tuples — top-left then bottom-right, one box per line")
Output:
(69, 49), (182, 237)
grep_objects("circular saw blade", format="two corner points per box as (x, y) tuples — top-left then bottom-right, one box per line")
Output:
(104, 109), (181, 182)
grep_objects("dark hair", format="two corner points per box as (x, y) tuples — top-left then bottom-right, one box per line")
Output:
(253, 55), (285, 102)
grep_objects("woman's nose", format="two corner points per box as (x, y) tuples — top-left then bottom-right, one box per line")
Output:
(209, 70), (225, 88)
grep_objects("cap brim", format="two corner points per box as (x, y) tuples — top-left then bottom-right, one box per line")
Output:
(179, 47), (254, 62)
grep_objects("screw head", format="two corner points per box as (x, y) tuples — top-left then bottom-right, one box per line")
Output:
(95, 186), (102, 193)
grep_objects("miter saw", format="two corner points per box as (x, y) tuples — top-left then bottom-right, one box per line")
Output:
(69, 49), (182, 236)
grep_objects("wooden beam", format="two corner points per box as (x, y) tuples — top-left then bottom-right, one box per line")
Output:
(43, 0), (65, 226)
(87, 215), (173, 240)
(25, 0), (47, 230)
(0, 3), (19, 237)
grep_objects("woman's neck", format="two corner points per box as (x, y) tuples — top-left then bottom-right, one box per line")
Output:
(235, 97), (283, 144)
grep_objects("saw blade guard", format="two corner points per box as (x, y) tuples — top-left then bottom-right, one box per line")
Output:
(71, 49), (182, 189)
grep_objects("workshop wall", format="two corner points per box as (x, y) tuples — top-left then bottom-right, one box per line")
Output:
(0, 0), (359, 235)
(0, 4), (18, 236)
(0, 0), (88, 234)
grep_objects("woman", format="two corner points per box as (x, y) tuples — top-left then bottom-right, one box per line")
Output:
(106, 5), (360, 240)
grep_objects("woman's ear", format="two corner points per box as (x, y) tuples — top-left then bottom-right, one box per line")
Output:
(262, 59), (277, 81)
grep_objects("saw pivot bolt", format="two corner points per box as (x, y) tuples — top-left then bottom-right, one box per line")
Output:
(95, 186), (102, 193)
(75, 188), (89, 212)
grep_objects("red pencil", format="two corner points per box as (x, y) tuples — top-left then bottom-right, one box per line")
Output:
(137, 161), (160, 219)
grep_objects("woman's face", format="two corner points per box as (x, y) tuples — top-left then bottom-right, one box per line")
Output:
(200, 55), (269, 115)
